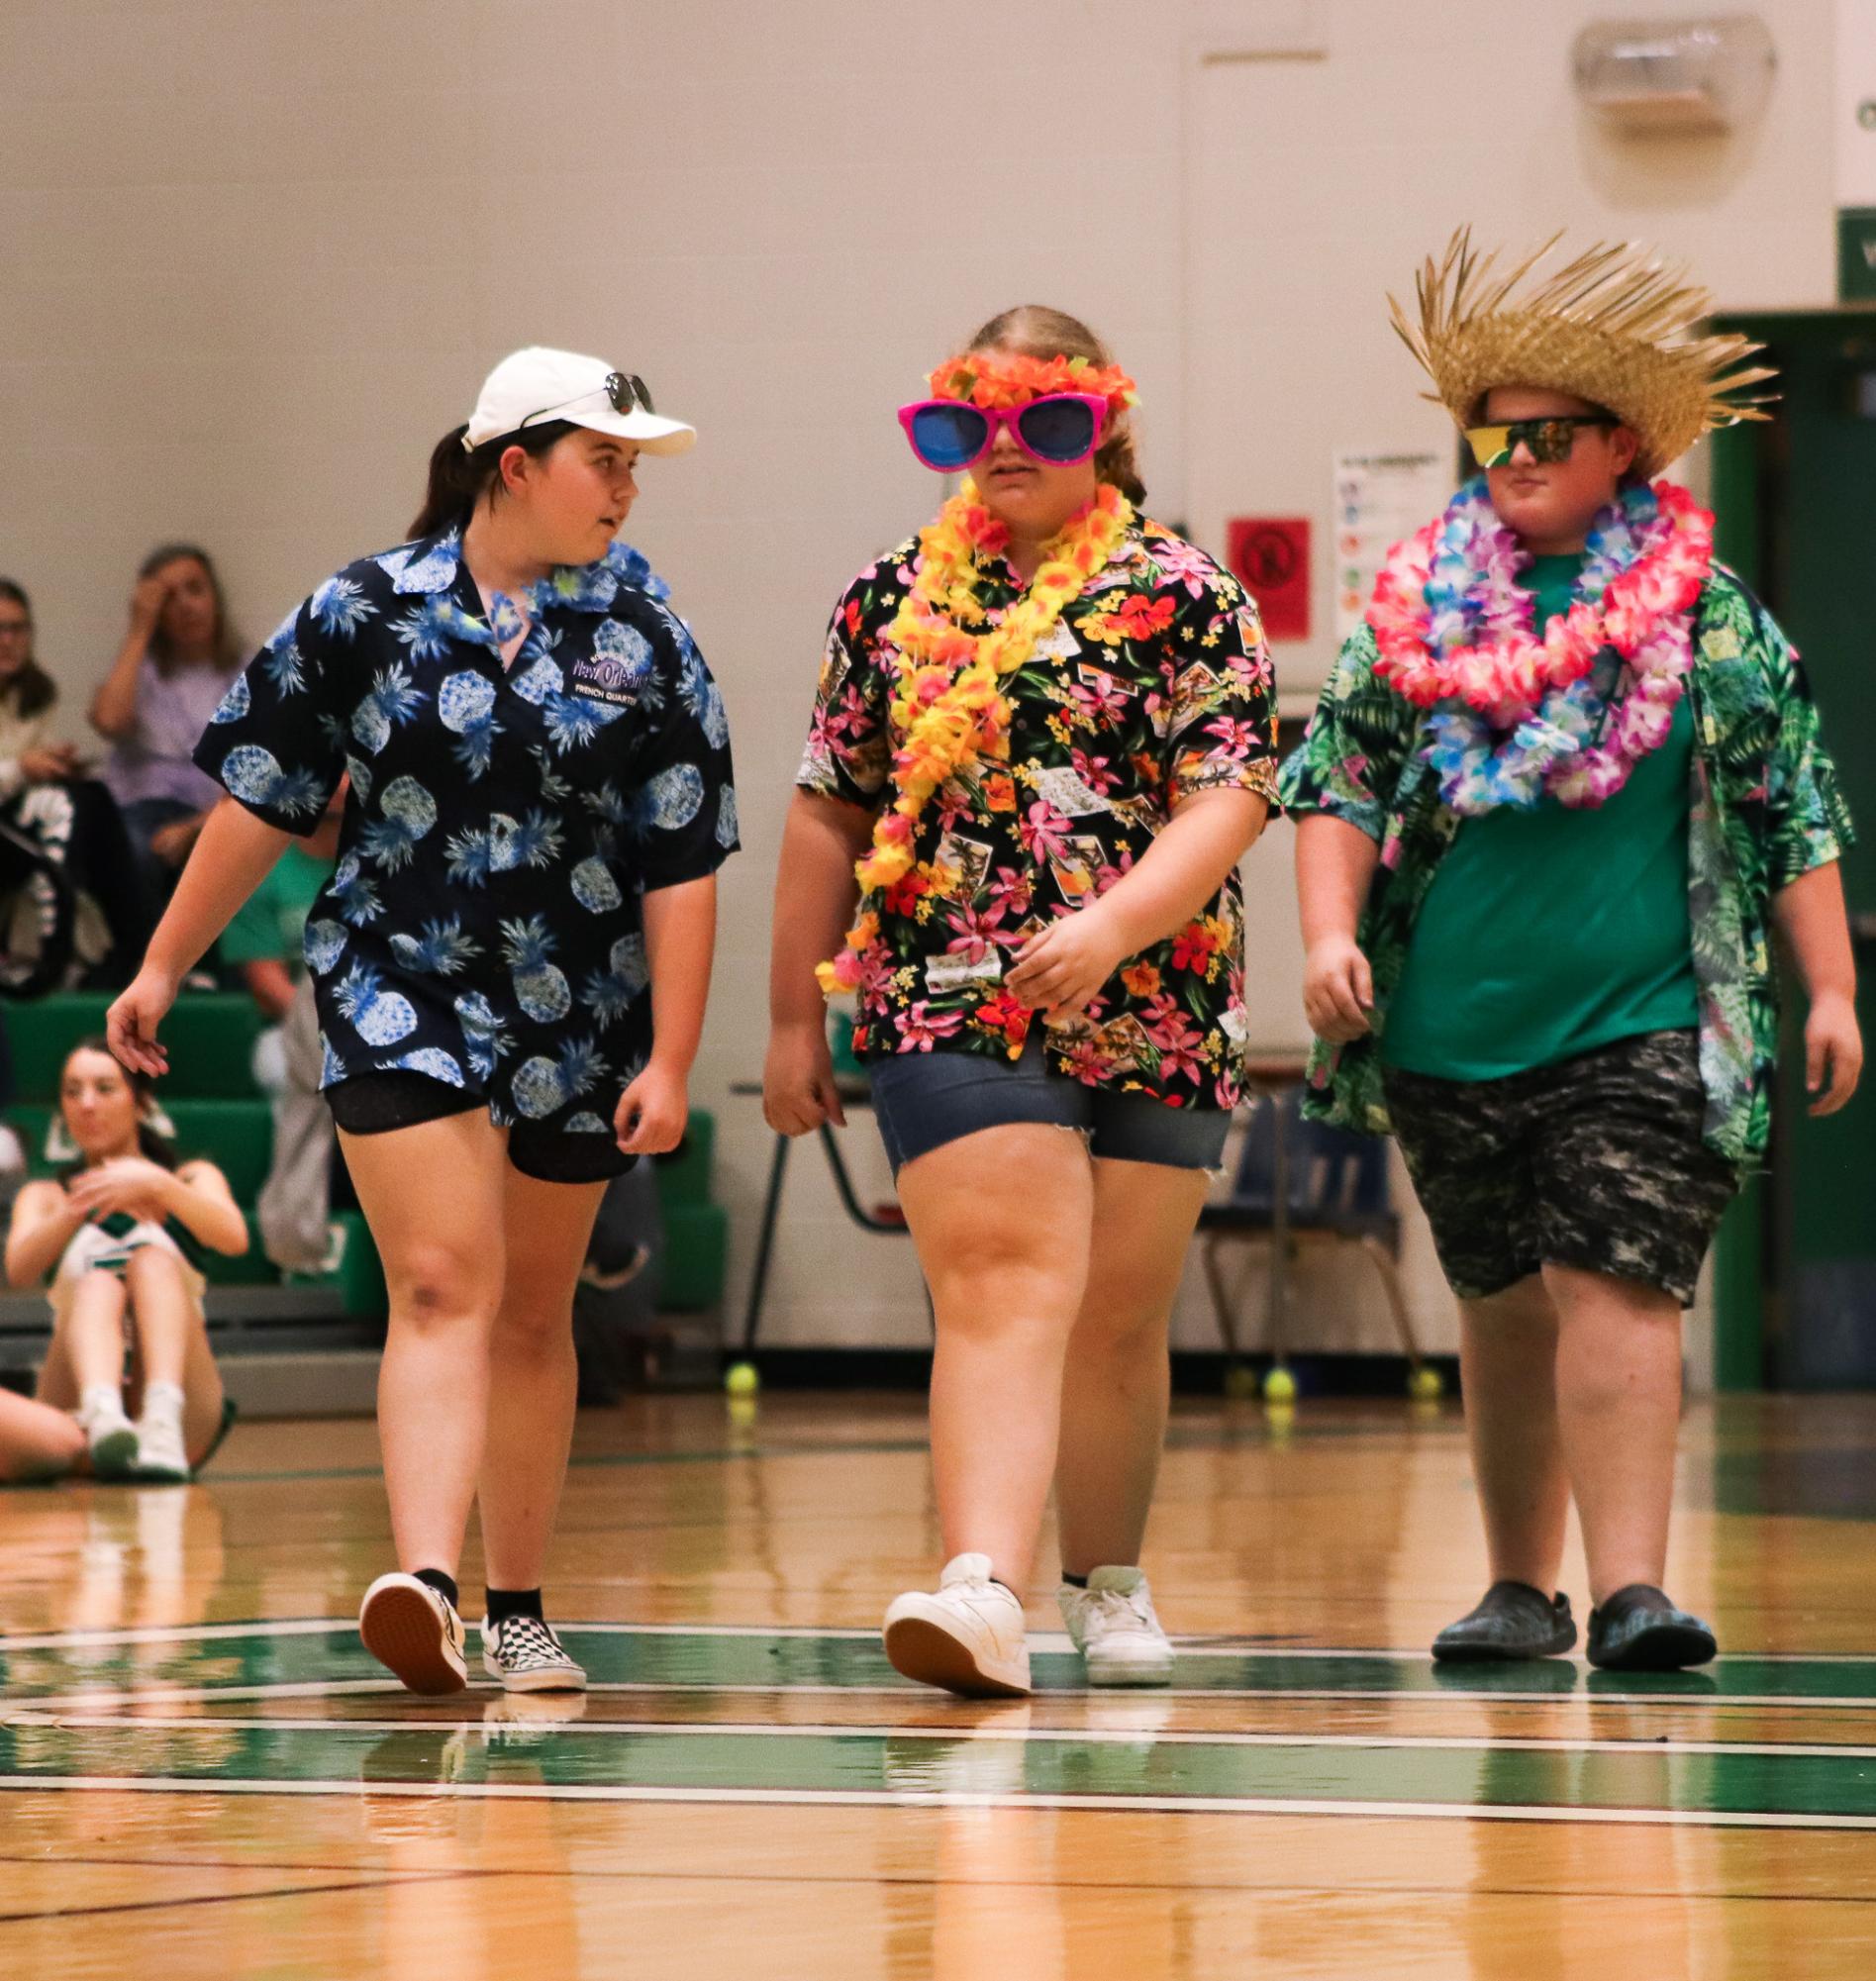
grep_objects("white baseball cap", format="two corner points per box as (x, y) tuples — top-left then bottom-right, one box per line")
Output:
(463, 346), (696, 454)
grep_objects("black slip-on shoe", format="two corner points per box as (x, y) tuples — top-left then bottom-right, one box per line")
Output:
(1586, 1584), (1717, 1671)
(1432, 1580), (1577, 1663)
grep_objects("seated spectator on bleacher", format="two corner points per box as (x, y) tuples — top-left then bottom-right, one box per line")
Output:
(0, 1039), (246, 1485)
(89, 545), (242, 920)
(0, 578), (148, 988)
(222, 793), (341, 1093)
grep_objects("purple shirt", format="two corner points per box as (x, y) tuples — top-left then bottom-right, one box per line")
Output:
(102, 654), (240, 810)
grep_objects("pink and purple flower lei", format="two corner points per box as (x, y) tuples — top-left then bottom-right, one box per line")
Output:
(1368, 476), (1713, 815)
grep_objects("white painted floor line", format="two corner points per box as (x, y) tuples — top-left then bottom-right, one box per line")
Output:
(5, 1616), (1869, 1664)
(0, 1772), (1871, 1831)
(10, 1677), (1876, 1716)
(15, 1709), (1876, 1762)
(0, 1618), (347, 1653)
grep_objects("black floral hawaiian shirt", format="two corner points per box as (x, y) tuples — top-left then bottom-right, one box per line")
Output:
(798, 518), (1278, 1112)
(194, 531), (738, 1134)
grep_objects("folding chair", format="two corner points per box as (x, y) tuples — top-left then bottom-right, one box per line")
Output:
(1197, 1085), (1440, 1402)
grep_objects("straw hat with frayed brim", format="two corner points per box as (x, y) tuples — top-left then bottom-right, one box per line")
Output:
(1390, 229), (1777, 478)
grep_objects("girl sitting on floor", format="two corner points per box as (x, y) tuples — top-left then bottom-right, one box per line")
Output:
(1, 1040), (246, 1484)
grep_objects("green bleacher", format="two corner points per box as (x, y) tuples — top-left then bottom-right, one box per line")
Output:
(4, 990), (728, 1328)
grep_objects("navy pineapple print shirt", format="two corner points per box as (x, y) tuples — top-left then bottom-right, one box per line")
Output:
(194, 530), (738, 1136)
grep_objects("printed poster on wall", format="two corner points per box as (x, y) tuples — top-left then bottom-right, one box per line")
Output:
(1332, 449), (1453, 643)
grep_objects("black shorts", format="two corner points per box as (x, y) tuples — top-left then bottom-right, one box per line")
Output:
(326, 1073), (635, 1185)
(1380, 1029), (1739, 1307)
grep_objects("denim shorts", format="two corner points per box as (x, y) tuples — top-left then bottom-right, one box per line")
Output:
(867, 1034), (1232, 1176)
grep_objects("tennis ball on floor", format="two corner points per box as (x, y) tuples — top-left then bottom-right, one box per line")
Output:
(724, 1361), (760, 1398)
(1408, 1365), (1445, 1402)
(1262, 1365), (1297, 1405)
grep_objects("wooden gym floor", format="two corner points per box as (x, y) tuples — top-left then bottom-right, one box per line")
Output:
(1, 1389), (1873, 1977)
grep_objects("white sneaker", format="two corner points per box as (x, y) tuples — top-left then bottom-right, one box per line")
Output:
(133, 1384), (191, 1484)
(77, 1388), (139, 1480)
(481, 1614), (587, 1693)
(883, 1552), (1032, 1698)
(1058, 1566), (1175, 1686)
(358, 1572), (468, 1695)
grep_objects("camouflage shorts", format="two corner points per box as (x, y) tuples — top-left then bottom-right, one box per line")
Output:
(1380, 1029), (1740, 1307)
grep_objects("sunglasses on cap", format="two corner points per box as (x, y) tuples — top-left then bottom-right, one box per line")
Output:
(897, 393), (1109, 473)
(521, 370), (656, 431)
(1464, 414), (1619, 468)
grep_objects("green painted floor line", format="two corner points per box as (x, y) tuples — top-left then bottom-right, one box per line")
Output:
(5, 1770), (1873, 1829)
(199, 1417), (1406, 1487)
(5, 1720), (1876, 1821)
(10, 1615), (1874, 1666)
(24, 1710), (1876, 1764)
(205, 1436), (932, 1484)
(8, 1626), (1876, 1708)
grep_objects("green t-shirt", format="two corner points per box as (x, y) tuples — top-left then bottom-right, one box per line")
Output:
(220, 842), (333, 974)
(1380, 552), (1700, 1081)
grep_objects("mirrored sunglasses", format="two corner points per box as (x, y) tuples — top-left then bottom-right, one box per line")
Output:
(1464, 414), (1619, 468)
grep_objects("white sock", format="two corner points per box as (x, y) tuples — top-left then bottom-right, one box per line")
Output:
(140, 1380), (186, 1428)
(79, 1383), (126, 1429)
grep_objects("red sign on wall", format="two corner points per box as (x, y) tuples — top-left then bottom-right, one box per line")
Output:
(1225, 517), (1311, 642)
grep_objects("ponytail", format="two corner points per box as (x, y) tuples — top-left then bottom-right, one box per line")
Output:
(410, 419), (581, 539)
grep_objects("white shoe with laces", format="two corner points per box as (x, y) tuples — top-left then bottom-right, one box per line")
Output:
(883, 1552), (1032, 1698)
(358, 1572), (467, 1695)
(481, 1614), (588, 1693)
(77, 1386), (139, 1479)
(1058, 1565), (1175, 1686)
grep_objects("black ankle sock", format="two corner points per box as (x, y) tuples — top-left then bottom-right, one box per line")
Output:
(1061, 1573), (1089, 1589)
(486, 1586), (544, 1626)
(413, 1567), (459, 1613)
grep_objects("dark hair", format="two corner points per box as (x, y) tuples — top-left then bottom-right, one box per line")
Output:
(0, 578), (55, 721)
(410, 420), (581, 539)
(964, 304), (1146, 506)
(139, 543), (240, 672)
(58, 1038), (178, 1172)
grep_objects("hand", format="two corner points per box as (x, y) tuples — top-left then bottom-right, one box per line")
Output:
(66, 1157), (176, 1223)
(107, 966), (180, 1078)
(149, 815), (205, 867)
(1006, 905), (1129, 1020)
(763, 1022), (847, 1137)
(1302, 934), (1374, 1042)
(615, 1059), (689, 1156)
(1805, 990), (1862, 1117)
(130, 572), (171, 635)
(19, 744), (75, 785)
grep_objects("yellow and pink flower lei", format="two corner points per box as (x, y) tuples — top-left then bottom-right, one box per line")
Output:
(816, 479), (1134, 995)
(1367, 477), (1714, 813)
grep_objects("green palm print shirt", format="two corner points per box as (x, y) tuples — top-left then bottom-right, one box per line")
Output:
(1277, 565), (1854, 1166)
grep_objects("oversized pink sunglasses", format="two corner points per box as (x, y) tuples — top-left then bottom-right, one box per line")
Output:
(896, 392), (1109, 472)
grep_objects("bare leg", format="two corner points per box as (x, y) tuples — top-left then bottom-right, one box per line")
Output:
(46, 1271), (131, 1398)
(1546, 1261), (1684, 1603)
(896, 1125), (1095, 1590)
(0, 1387), (86, 1481)
(121, 1246), (197, 1388)
(340, 1111), (510, 1580)
(1054, 1158), (1209, 1577)
(476, 1168), (606, 1592)
(1457, 1274), (1571, 1594)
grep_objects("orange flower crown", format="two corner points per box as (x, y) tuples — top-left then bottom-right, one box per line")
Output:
(927, 349), (1138, 417)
